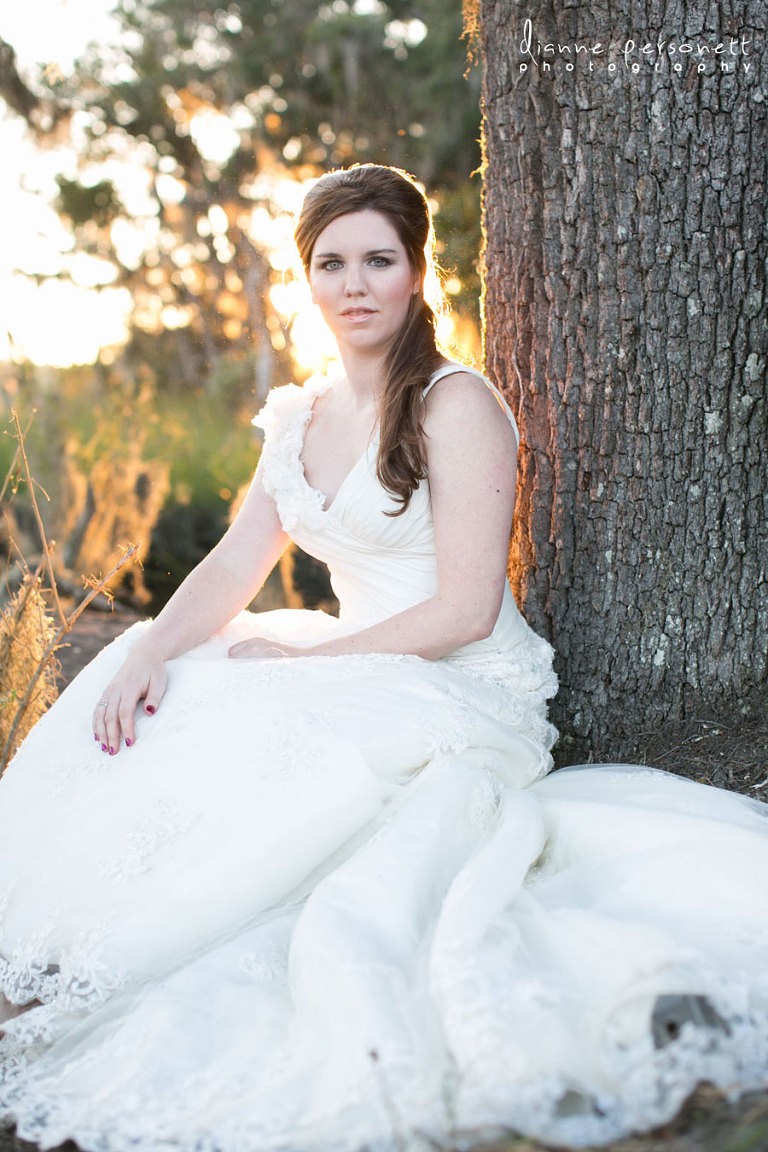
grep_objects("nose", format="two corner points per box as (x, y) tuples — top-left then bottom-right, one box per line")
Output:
(343, 262), (367, 296)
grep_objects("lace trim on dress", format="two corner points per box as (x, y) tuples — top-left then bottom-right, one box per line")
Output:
(252, 380), (335, 533)
(432, 950), (768, 1147)
(0, 923), (128, 1020)
(3, 969), (768, 1151)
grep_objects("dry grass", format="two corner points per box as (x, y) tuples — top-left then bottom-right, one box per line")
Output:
(0, 411), (138, 776)
(0, 574), (59, 760)
(55, 380), (170, 607)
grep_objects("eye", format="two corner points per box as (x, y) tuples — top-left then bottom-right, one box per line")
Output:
(319, 259), (343, 271)
(368, 256), (392, 267)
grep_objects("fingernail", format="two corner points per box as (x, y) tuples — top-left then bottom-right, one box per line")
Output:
(125, 738), (132, 747)
(101, 743), (107, 752)
(146, 705), (155, 715)
(109, 747), (116, 756)
(94, 733), (99, 741)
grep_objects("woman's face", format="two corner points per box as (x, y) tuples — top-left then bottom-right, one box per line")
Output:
(307, 209), (420, 356)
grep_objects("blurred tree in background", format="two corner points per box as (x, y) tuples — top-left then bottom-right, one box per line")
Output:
(3, 0), (482, 400)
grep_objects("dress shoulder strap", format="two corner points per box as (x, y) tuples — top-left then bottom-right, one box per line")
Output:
(422, 363), (519, 447)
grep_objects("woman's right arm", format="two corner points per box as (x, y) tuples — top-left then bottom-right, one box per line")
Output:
(93, 458), (289, 753)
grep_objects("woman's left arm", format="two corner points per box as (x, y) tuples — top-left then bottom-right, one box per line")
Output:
(229, 374), (517, 662)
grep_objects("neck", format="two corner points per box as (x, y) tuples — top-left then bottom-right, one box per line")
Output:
(334, 345), (389, 406)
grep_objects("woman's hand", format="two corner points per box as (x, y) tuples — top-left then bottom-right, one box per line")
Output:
(93, 644), (168, 754)
(228, 637), (302, 660)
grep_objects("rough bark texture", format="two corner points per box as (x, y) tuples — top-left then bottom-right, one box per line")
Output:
(479, 0), (767, 761)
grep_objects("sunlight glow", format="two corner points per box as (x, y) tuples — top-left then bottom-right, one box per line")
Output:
(269, 277), (340, 376)
(384, 19), (428, 48)
(70, 252), (118, 287)
(160, 305), (193, 330)
(0, 110), (134, 365)
(0, 275), (130, 366)
(189, 111), (240, 166)
(0, 0), (120, 73)
(110, 218), (151, 269)
(156, 174), (186, 206)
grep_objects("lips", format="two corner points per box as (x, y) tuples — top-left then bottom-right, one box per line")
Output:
(341, 308), (376, 320)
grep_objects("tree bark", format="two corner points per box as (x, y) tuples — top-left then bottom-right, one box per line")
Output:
(479, 0), (768, 761)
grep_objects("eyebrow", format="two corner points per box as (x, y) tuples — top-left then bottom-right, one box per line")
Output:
(313, 248), (399, 259)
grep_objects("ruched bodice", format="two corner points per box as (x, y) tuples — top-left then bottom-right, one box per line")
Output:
(252, 363), (533, 657)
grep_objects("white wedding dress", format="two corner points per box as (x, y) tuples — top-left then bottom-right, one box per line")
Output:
(1, 363), (767, 1151)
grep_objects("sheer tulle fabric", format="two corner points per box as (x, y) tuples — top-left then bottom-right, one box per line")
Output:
(1, 366), (767, 1151)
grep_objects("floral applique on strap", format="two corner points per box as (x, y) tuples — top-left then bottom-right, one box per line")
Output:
(252, 382), (332, 533)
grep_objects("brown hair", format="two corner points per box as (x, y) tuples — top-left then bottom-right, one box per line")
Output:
(294, 164), (445, 515)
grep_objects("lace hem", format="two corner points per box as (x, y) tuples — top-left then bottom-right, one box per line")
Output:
(3, 984), (768, 1151)
(0, 936), (127, 1020)
(438, 973), (768, 1147)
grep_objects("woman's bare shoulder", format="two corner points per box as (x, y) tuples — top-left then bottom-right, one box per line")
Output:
(422, 369), (517, 444)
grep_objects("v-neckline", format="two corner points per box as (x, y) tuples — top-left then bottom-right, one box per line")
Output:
(298, 382), (380, 516)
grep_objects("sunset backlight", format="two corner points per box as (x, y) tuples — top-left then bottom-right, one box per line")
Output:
(1, 0), (470, 377)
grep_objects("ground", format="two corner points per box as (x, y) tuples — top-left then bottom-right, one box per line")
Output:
(2, 606), (768, 1152)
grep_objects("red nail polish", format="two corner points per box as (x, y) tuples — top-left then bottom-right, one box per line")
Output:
(126, 738), (132, 747)
(109, 747), (116, 755)
(146, 705), (155, 715)
(101, 743), (107, 752)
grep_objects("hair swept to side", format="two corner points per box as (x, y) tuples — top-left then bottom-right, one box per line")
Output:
(294, 163), (446, 516)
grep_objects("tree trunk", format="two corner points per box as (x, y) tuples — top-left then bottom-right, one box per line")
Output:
(479, 0), (768, 761)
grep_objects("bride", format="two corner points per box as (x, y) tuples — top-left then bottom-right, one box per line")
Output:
(1, 163), (767, 1152)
